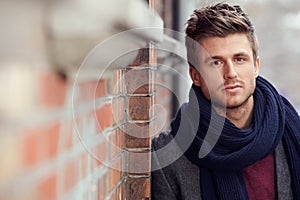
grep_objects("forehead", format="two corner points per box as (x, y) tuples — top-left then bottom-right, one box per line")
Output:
(198, 33), (253, 59)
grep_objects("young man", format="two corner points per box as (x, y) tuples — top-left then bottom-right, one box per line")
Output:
(151, 2), (300, 200)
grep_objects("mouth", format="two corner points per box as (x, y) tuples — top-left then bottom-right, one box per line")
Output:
(223, 85), (241, 92)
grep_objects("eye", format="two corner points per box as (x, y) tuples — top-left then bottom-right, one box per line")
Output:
(235, 57), (246, 63)
(210, 60), (224, 67)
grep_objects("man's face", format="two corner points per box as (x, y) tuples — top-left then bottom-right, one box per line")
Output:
(190, 33), (260, 109)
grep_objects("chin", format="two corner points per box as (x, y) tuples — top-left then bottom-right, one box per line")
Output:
(226, 96), (252, 109)
(226, 103), (244, 109)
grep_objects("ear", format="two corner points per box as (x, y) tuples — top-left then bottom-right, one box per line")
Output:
(189, 66), (201, 87)
(254, 56), (260, 77)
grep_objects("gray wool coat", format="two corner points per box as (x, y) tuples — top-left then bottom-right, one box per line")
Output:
(151, 132), (293, 200)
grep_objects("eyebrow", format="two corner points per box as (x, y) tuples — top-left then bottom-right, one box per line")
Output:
(204, 56), (222, 64)
(203, 51), (251, 64)
(234, 52), (251, 58)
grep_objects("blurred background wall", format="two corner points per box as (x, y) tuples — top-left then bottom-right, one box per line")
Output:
(0, 0), (299, 199)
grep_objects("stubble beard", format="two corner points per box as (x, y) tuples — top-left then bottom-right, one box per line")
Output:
(212, 91), (254, 113)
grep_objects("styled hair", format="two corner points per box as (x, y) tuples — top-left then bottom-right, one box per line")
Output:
(185, 2), (258, 68)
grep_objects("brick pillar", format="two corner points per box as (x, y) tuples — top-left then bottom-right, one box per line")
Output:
(124, 43), (156, 199)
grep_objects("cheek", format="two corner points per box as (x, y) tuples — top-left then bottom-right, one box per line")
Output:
(250, 77), (256, 90)
(200, 69), (223, 89)
(198, 73), (223, 100)
(244, 72), (257, 93)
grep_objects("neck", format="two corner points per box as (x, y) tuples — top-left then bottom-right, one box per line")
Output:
(213, 96), (254, 130)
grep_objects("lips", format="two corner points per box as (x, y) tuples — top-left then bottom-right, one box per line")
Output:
(224, 84), (241, 92)
(225, 85), (240, 89)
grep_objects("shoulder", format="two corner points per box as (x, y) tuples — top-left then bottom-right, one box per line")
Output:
(151, 131), (174, 151)
(152, 131), (195, 170)
(151, 132), (202, 200)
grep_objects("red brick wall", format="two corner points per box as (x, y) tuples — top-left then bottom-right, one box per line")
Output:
(1, 61), (161, 199)
(124, 46), (156, 199)
(0, 67), (126, 200)
(0, 18), (159, 200)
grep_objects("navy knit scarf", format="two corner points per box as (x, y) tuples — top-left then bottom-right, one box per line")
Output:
(170, 76), (300, 199)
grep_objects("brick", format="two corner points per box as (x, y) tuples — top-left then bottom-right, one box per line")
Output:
(127, 151), (150, 175)
(22, 122), (61, 166)
(125, 134), (150, 149)
(109, 131), (119, 161)
(128, 96), (154, 121)
(125, 177), (150, 200)
(109, 69), (125, 95)
(93, 140), (107, 166)
(37, 174), (56, 200)
(111, 190), (118, 200)
(118, 182), (125, 200)
(120, 152), (126, 177)
(112, 97), (125, 124)
(125, 69), (153, 94)
(119, 127), (125, 150)
(128, 48), (149, 66)
(110, 168), (121, 193)
(78, 79), (106, 102)
(62, 120), (73, 149)
(111, 156), (121, 179)
(72, 116), (82, 139)
(65, 160), (76, 192)
(125, 122), (150, 139)
(95, 80), (107, 98)
(107, 128), (126, 161)
(108, 153), (126, 194)
(98, 173), (109, 200)
(22, 130), (39, 166)
(149, 44), (157, 66)
(44, 122), (61, 158)
(74, 114), (96, 140)
(78, 81), (92, 102)
(95, 103), (113, 132)
(79, 152), (88, 178)
(116, 188), (122, 200)
(152, 69), (157, 92)
(97, 178), (104, 200)
(38, 70), (67, 107)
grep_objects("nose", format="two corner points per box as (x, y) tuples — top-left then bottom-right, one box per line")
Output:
(224, 61), (238, 79)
